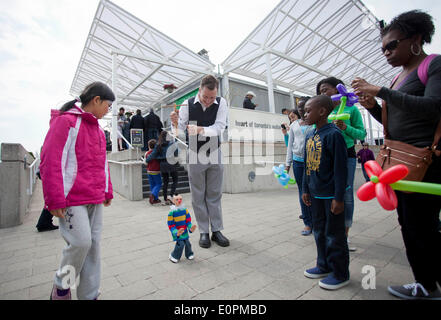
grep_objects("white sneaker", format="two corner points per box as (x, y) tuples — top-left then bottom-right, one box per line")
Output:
(187, 255), (194, 260)
(347, 239), (357, 252)
(169, 254), (178, 263)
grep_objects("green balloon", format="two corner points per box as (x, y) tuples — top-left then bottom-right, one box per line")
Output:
(391, 180), (441, 196)
(335, 113), (350, 121)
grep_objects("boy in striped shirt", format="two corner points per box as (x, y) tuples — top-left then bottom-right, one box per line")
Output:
(168, 195), (197, 263)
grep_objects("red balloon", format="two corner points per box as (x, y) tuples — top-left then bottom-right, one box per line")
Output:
(364, 161), (383, 178)
(375, 183), (398, 211)
(379, 164), (409, 185)
(357, 182), (376, 201)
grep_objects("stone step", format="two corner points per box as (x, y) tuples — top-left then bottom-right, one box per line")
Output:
(143, 186), (191, 198)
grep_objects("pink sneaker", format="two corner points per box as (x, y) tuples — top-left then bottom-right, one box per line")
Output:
(50, 285), (71, 300)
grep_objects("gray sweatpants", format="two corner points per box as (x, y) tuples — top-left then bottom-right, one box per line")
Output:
(54, 204), (103, 300)
(187, 162), (224, 234)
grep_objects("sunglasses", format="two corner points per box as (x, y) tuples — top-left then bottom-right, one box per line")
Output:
(381, 37), (408, 54)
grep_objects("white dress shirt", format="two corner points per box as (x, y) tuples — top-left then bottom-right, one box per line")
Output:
(178, 94), (228, 137)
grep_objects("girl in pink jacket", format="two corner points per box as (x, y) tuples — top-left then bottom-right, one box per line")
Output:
(40, 82), (114, 300)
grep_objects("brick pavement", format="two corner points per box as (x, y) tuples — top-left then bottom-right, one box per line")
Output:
(0, 180), (412, 300)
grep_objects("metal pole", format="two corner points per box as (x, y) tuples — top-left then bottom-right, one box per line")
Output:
(112, 53), (119, 153)
(289, 91), (295, 110)
(367, 113), (374, 145)
(266, 54), (276, 113)
(223, 73), (231, 106)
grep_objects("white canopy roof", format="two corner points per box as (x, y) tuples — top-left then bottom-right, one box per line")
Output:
(70, 0), (215, 112)
(222, 0), (397, 95)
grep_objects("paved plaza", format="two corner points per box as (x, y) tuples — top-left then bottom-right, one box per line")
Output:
(0, 179), (412, 300)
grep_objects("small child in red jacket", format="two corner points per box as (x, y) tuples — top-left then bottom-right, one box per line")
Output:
(145, 139), (162, 205)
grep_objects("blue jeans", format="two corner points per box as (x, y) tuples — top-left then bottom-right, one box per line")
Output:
(293, 160), (312, 228)
(148, 174), (162, 200)
(311, 198), (349, 281)
(361, 163), (370, 182)
(171, 239), (194, 260)
(344, 158), (356, 228)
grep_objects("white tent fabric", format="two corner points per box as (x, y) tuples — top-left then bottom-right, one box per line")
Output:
(70, 0), (215, 113)
(222, 0), (397, 96)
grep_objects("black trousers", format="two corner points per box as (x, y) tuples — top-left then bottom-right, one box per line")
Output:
(36, 208), (54, 229)
(396, 156), (441, 291)
(161, 171), (178, 200)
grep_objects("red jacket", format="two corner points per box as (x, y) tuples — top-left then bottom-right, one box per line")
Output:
(145, 150), (160, 173)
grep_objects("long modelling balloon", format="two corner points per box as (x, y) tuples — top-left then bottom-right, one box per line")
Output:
(272, 164), (296, 189)
(329, 83), (359, 121)
(356, 161), (441, 211)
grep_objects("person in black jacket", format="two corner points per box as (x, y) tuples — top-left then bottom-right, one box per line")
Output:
(122, 112), (132, 150)
(130, 109), (146, 149)
(352, 10), (441, 300)
(145, 131), (179, 205)
(130, 109), (145, 130)
(243, 91), (258, 110)
(302, 95), (349, 291)
(144, 108), (163, 147)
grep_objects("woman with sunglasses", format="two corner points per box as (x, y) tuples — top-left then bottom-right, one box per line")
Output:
(352, 10), (441, 300)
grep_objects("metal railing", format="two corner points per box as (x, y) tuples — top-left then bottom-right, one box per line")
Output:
(107, 159), (145, 187)
(26, 156), (40, 196)
(117, 131), (135, 150)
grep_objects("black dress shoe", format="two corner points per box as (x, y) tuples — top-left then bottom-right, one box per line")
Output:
(37, 225), (59, 232)
(199, 233), (211, 248)
(211, 231), (230, 247)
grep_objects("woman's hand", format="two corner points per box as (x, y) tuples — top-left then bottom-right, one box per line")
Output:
(351, 78), (381, 97)
(50, 208), (66, 218)
(281, 123), (289, 135)
(358, 93), (377, 110)
(103, 199), (112, 207)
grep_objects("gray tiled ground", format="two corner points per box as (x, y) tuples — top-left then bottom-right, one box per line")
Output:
(0, 180), (413, 300)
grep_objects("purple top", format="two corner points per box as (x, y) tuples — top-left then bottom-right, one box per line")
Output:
(356, 148), (375, 164)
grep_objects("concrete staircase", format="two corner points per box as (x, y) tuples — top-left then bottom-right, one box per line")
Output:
(142, 164), (190, 199)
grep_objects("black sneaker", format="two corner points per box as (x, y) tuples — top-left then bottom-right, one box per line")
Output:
(388, 283), (441, 300)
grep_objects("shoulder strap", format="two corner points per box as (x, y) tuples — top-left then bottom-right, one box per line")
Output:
(417, 54), (439, 86)
(417, 54), (441, 152)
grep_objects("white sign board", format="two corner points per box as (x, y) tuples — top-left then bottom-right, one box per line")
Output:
(227, 107), (287, 143)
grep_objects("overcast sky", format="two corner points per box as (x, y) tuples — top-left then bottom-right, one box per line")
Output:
(0, 0), (440, 154)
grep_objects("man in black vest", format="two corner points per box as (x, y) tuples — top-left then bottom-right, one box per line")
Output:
(175, 75), (229, 248)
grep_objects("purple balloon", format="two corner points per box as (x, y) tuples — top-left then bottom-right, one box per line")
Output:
(331, 83), (359, 107)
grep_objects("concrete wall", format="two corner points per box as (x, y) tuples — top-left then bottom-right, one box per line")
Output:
(107, 148), (144, 201)
(0, 144), (36, 228)
(222, 141), (288, 193)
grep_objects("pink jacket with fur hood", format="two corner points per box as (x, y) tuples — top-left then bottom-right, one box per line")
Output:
(40, 105), (113, 211)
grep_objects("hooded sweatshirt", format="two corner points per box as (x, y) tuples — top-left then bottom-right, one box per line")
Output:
(302, 123), (348, 202)
(40, 105), (113, 211)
